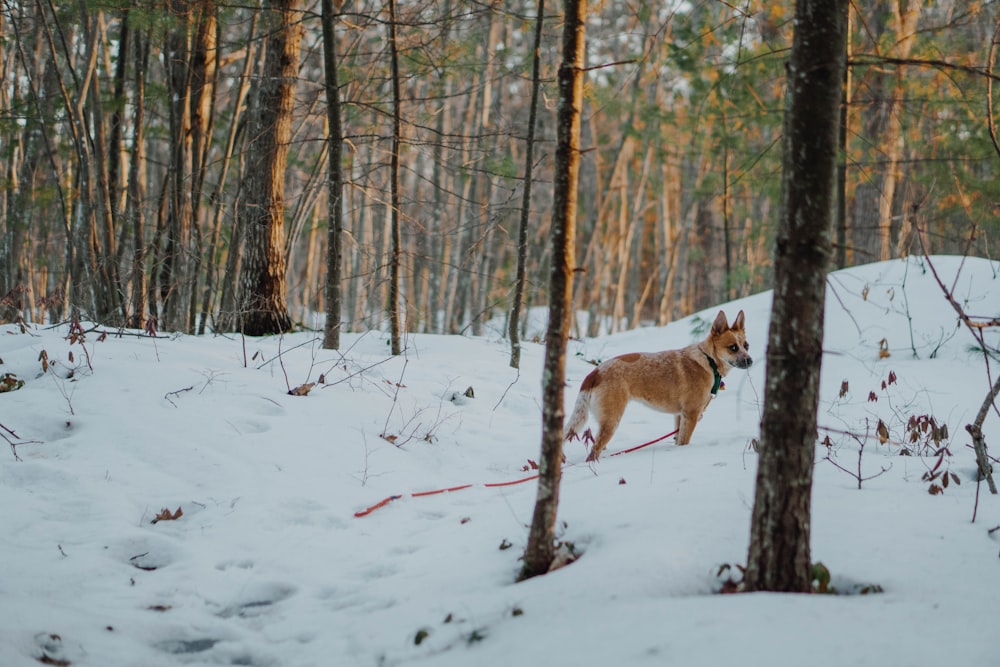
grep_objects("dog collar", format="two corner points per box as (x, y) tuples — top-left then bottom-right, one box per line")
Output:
(703, 352), (723, 396)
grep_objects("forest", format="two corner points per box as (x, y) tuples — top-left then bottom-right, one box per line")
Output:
(0, 0), (997, 344)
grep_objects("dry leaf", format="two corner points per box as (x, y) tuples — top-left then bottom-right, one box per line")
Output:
(861, 285), (870, 301)
(839, 380), (848, 398)
(151, 507), (183, 524)
(876, 420), (890, 444)
(878, 338), (890, 359)
(288, 383), (315, 396)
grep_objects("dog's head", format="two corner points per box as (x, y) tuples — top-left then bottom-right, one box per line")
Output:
(709, 310), (753, 370)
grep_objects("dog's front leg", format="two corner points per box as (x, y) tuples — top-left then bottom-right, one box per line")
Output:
(676, 411), (699, 445)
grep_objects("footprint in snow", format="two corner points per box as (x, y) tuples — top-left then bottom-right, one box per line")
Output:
(217, 582), (296, 619)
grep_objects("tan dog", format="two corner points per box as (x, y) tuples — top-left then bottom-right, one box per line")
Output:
(565, 310), (752, 461)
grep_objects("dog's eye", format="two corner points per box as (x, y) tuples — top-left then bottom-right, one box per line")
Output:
(743, 342), (749, 350)
(729, 344), (739, 352)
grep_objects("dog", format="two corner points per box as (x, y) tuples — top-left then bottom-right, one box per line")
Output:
(565, 310), (752, 461)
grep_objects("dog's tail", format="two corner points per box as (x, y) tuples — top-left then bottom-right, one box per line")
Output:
(564, 369), (597, 439)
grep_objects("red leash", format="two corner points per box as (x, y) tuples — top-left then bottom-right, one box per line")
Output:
(608, 428), (679, 457)
(353, 429), (678, 518)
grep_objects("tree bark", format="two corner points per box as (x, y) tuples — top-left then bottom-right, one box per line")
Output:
(321, 0), (344, 349)
(233, 0), (300, 336)
(519, 0), (586, 582)
(744, 0), (848, 593)
(159, 1), (194, 331)
(508, 0), (544, 369)
(387, 0), (403, 354)
(125, 28), (149, 329)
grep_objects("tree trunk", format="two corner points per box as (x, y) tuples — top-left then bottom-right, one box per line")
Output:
(200, 13), (257, 334)
(187, 1), (218, 333)
(321, 0), (344, 349)
(387, 0), (403, 354)
(159, 1), (194, 331)
(508, 0), (545, 369)
(233, 0), (300, 336)
(744, 0), (848, 593)
(126, 28), (149, 329)
(519, 0), (586, 582)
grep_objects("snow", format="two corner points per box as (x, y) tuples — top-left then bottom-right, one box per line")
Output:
(1, 255), (998, 667)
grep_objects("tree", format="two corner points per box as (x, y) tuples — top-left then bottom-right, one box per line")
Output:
(321, 0), (344, 350)
(232, 0), (301, 336)
(519, 0), (586, 582)
(508, 0), (545, 369)
(387, 0), (402, 355)
(744, 0), (849, 593)
(849, 0), (920, 264)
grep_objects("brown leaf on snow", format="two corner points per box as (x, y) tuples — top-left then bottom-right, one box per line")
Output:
(288, 382), (315, 396)
(151, 507), (183, 524)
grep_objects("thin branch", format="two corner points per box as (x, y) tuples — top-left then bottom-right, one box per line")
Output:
(849, 54), (1000, 82)
(986, 18), (1000, 161)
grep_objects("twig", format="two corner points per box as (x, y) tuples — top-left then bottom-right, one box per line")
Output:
(822, 420), (892, 489)
(49, 369), (77, 416)
(966, 372), (1000, 499)
(2, 422), (42, 461)
(986, 17), (1000, 162)
(915, 226), (997, 401)
(381, 357), (410, 443)
(913, 223), (999, 516)
(494, 366), (521, 412)
(824, 275), (864, 337)
(277, 334), (291, 392)
(255, 336), (322, 372)
(164, 385), (195, 408)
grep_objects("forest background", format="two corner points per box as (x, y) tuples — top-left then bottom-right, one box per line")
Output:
(1, 0), (997, 341)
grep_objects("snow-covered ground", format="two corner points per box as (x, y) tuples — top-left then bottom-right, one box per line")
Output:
(1, 255), (998, 667)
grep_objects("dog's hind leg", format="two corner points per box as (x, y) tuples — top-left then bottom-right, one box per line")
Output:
(564, 389), (591, 441)
(585, 399), (625, 461)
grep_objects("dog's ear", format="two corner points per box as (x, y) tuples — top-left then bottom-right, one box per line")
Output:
(711, 310), (729, 335)
(732, 310), (745, 331)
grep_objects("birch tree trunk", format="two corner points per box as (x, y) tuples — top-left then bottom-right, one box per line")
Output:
(744, 0), (848, 593)
(519, 0), (586, 582)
